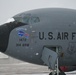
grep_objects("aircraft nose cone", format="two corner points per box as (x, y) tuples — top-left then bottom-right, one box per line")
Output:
(0, 21), (26, 52)
(0, 24), (9, 52)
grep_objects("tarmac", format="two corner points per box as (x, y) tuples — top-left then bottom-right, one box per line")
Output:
(0, 58), (76, 75)
(0, 58), (50, 75)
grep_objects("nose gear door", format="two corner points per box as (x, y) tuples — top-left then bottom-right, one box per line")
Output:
(41, 47), (58, 70)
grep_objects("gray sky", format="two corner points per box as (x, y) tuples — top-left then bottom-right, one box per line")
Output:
(0, 0), (76, 24)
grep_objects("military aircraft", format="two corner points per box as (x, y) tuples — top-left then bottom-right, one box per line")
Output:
(0, 8), (76, 75)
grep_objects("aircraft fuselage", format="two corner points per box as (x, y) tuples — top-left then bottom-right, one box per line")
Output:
(0, 8), (76, 67)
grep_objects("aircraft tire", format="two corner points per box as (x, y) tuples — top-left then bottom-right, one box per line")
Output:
(49, 72), (52, 75)
(55, 72), (66, 75)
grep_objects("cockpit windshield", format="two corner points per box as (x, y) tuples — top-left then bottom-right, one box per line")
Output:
(13, 13), (40, 24)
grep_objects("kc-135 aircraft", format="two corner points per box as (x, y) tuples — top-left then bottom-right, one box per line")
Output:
(0, 8), (76, 75)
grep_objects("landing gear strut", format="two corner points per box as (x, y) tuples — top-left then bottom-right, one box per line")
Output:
(49, 47), (66, 75)
(41, 47), (66, 75)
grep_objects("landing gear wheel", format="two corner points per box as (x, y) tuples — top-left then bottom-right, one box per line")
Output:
(55, 71), (66, 75)
(49, 72), (52, 75)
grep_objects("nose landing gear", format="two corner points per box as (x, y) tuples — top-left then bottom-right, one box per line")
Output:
(49, 47), (66, 75)
(41, 46), (66, 75)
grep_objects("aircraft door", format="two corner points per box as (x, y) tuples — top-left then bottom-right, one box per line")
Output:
(41, 47), (58, 70)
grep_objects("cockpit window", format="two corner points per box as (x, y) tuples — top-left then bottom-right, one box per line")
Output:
(30, 17), (40, 24)
(13, 14), (40, 24)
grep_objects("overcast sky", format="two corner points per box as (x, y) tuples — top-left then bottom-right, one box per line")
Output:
(0, 0), (76, 24)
